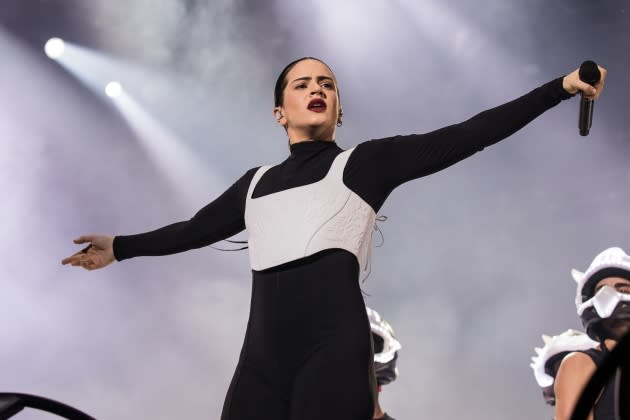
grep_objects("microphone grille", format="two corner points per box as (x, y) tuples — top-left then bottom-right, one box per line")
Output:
(578, 60), (601, 85)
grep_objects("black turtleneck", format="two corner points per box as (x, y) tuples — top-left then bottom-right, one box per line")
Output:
(113, 77), (572, 261)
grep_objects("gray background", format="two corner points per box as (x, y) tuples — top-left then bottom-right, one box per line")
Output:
(1, 0), (629, 418)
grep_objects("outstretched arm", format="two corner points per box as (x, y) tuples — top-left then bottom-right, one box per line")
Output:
(62, 168), (257, 270)
(345, 64), (607, 211)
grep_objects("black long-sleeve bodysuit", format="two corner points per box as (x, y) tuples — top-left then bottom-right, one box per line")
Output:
(114, 79), (573, 420)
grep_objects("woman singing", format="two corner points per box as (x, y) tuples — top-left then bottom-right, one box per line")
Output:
(63, 57), (606, 419)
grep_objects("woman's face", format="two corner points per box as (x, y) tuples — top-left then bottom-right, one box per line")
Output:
(275, 59), (340, 142)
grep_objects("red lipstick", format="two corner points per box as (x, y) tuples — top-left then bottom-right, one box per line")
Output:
(308, 98), (327, 113)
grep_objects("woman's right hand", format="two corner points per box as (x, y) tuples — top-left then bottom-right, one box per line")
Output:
(61, 235), (116, 270)
(562, 64), (607, 100)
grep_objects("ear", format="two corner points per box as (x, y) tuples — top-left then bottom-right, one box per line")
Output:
(273, 107), (287, 127)
(337, 107), (344, 125)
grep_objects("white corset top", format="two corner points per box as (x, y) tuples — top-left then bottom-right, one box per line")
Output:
(244, 148), (376, 272)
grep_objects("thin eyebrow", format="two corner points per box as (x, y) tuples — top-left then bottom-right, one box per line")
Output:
(290, 76), (334, 84)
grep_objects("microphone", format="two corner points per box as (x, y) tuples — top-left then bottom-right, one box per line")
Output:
(578, 60), (601, 136)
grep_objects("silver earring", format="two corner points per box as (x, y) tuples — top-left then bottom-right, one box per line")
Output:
(337, 121), (343, 127)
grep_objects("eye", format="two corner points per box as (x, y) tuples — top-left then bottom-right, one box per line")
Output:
(321, 81), (334, 89)
(295, 83), (307, 89)
(617, 284), (630, 294)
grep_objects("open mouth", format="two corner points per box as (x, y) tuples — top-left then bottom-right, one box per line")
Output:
(307, 98), (327, 113)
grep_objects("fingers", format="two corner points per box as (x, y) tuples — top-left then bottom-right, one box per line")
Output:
(576, 80), (597, 98)
(63, 236), (95, 265)
(61, 252), (84, 265)
(61, 254), (98, 270)
(592, 66), (607, 100)
(61, 248), (93, 266)
(597, 65), (607, 83)
(73, 235), (94, 244)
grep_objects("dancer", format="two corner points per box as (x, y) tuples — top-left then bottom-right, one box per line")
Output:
(530, 329), (598, 406)
(62, 57), (606, 419)
(554, 247), (630, 420)
(367, 307), (401, 420)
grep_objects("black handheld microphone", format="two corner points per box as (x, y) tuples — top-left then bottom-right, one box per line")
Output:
(578, 60), (601, 136)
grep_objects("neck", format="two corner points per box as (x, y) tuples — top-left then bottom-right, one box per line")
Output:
(287, 125), (336, 144)
(603, 338), (618, 351)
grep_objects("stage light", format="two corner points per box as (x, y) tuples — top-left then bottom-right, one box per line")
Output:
(44, 38), (65, 59)
(105, 81), (123, 98)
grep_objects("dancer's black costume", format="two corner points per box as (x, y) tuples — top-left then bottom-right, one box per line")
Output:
(113, 78), (572, 420)
(579, 347), (618, 419)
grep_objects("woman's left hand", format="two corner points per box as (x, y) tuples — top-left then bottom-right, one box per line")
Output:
(563, 63), (607, 100)
(61, 234), (115, 270)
